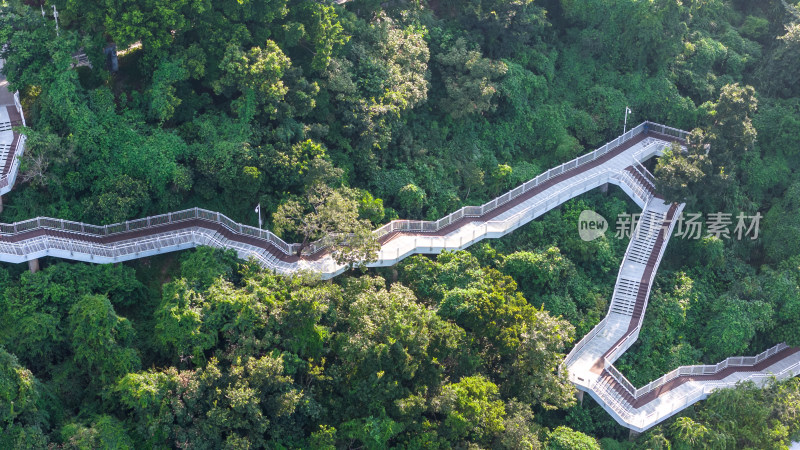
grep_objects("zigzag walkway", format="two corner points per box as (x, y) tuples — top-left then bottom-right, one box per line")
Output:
(1, 70), (798, 431)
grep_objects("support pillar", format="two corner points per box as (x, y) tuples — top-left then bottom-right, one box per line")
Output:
(629, 429), (641, 441)
(576, 389), (584, 405)
(28, 258), (40, 273)
(601, 182), (609, 194)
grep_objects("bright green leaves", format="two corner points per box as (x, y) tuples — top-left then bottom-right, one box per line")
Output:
(700, 295), (772, 361)
(761, 24), (800, 98)
(0, 263), (143, 375)
(660, 379), (800, 449)
(273, 183), (380, 265)
(155, 279), (216, 364)
(0, 349), (48, 448)
(0, 349), (41, 427)
(434, 38), (508, 119)
(401, 251), (576, 410)
(214, 40), (291, 118)
(325, 18), (429, 158)
(655, 83), (757, 209)
(69, 295), (141, 386)
(58, 416), (134, 450)
(654, 142), (709, 205)
(546, 426), (600, 450)
(299, 1), (349, 72)
(434, 375), (506, 445)
(502, 247), (572, 294)
(333, 283), (453, 414)
(397, 183), (426, 216)
(268, 139), (328, 189)
(147, 58), (190, 123)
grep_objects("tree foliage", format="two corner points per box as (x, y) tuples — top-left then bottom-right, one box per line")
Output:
(2, 0), (800, 447)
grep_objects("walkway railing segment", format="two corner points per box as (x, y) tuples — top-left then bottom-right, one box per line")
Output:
(0, 90), (27, 194)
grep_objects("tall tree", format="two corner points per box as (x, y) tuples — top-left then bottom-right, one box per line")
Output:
(273, 183), (380, 266)
(654, 141), (709, 204)
(434, 38), (508, 119)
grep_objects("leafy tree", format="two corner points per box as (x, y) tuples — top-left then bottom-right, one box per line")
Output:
(147, 58), (189, 123)
(116, 355), (302, 448)
(179, 247), (241, 291)
(331, 280), (465, 419)
(154, 279), (216, 364)
(213, 40), (292, 118)
(666, 378), (800, 449)
(404, 251), (575, 409)
(434, 38), (508, 118)
(0, 348), (48, 448)
(0, 6), (70, 90)
(546, 425), (600, 450)
(760, 258), (800, 346)
(324, 17), (429, 168)
(273, 183), (380, 265)
(433, 375), (506, 446)
(397, 183), (426, 216)
(0, 263), (143, 375)
(654, 141), (709, 204)
(69, 295), (141, 386)
(709, 83), (758, 171)
(58, 0), (194, 60)
(289, 1), (349, 72)
(763, 24), (800, 98)
(59, 416), (134, 450)
(502, 247), (572, 294)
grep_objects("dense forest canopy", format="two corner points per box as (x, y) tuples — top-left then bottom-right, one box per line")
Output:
(1, 0), (800, 448)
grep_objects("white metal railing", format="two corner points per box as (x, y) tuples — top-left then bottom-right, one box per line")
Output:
(589, 352), (800, 431)
(13, 91), (25, 127)
(0, 207), (296, 255)
(0, 127), (679, 275)
(0, 90), (27, 194)
(366, 122), (652, 249)
(632, 342), (790, 399)
(1, 121), (679, 249)
(603, 202), (684, 365)
(563, 171), (660, 369)
(0, 164), (661, 268)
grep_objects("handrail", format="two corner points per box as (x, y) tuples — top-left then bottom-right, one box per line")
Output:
(1, 122), (658, 255)
(0, 90), (28, 194)
(365, 122), (650, 248)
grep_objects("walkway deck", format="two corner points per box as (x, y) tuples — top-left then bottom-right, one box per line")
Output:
(0, 61), (797, 432)
(0, 59), (26, 196)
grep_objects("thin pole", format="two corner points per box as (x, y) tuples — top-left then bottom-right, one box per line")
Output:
(255, 204), (262, 229)
(623, 106), (631, 134)
(53, 6), (59, 36)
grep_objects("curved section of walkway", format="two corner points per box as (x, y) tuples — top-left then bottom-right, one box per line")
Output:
(0, 69), (797, 432)
(0, 60), (26, 196)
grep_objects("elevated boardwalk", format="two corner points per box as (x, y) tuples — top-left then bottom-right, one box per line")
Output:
(0, 63), (797, 432)
(0, 59), (26, 196)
